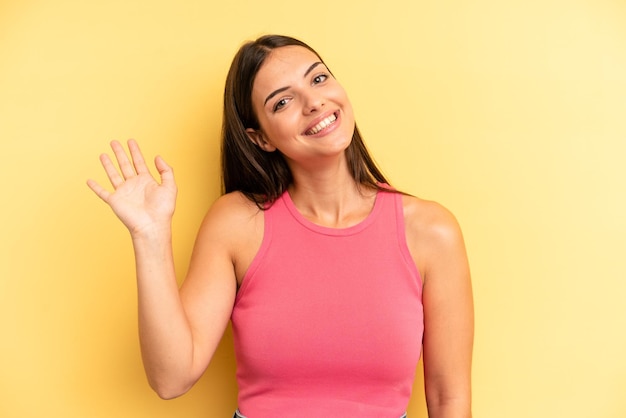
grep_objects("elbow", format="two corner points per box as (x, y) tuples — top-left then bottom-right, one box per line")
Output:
(425, 381), (472, 418)
(426, 392), (472, 418)
(154, 388), (185, 401)
(149, 378), (193, 400)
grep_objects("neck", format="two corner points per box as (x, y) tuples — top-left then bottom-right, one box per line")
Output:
(287, 157), (377, 228)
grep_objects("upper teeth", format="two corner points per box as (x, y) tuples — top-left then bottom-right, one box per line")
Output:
(307, 113), (337, 135)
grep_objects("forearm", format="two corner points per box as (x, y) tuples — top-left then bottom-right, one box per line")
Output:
(132, 227), (195, 398)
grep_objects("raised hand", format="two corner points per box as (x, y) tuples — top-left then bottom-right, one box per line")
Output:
(87, 139), (177, 237)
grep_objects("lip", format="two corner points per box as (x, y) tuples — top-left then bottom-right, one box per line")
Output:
(302, 110), (341, 137)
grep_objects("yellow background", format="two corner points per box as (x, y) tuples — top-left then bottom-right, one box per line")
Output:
(1, 0), (625, 417)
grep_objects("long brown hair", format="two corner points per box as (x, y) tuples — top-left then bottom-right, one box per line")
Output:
(221, 34), (391, 207)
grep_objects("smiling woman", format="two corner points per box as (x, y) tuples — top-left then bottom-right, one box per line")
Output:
(87, 34), (473, 418)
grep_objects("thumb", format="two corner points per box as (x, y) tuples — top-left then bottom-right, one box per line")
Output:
(155, 155), (175, 185)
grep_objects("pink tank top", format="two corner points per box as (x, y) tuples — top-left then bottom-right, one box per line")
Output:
(231, 189), (424, 417)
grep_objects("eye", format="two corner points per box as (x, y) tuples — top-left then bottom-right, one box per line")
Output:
(273, 97), (290, 112)
(312, 73), (328, 84)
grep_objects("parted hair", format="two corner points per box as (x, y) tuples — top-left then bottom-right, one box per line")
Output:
(221, 34), (391, 207)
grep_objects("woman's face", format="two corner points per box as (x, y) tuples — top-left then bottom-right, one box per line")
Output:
(247, 45), (355, 166)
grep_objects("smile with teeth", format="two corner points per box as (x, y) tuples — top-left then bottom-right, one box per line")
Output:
(305, 113), (337, 135)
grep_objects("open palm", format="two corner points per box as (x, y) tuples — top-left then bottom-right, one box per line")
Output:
(87, 140), (177, 236)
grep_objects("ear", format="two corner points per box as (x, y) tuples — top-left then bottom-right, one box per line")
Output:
(245, 128), (277, 152)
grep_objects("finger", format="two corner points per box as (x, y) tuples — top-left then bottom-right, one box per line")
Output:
(110, 140), (136, 179)
(100, 153), (125, 189)
(127, 139), (150, 175)
(155, 156), (175, 186)
(86, 179), (111, 202)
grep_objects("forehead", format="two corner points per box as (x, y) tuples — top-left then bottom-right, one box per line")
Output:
(253, 46), (321, 92)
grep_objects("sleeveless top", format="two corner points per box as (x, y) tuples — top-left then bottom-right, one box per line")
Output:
(231, 188), (424, 417)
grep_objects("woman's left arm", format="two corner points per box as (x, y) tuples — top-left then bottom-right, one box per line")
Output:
(404, 196), (474, 418)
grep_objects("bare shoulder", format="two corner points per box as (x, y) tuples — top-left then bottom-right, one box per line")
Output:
(198, 191), (263, 244)
(196, 191), (264, 283)
(401, 194), (467, 277)
(402, 194), (463, 241)
(206, 191), (263, 222)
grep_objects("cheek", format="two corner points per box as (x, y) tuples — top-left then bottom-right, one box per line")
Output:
(259, 113), (300, 142)
(338, 91), (355, 121)
(333, 86), (353, 113)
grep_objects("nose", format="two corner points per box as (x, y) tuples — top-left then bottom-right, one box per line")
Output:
(303, 89), (324, 114)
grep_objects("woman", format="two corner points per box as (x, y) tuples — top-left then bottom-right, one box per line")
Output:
(87, 35), (473, 418)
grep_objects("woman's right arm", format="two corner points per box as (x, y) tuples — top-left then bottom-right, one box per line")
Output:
(87, 140), (238, 399)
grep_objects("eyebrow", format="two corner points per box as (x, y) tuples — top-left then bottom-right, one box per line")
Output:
(263, 61), (324, 106)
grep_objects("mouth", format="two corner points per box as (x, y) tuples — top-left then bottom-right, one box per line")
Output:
(304, 111), (339, 136)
